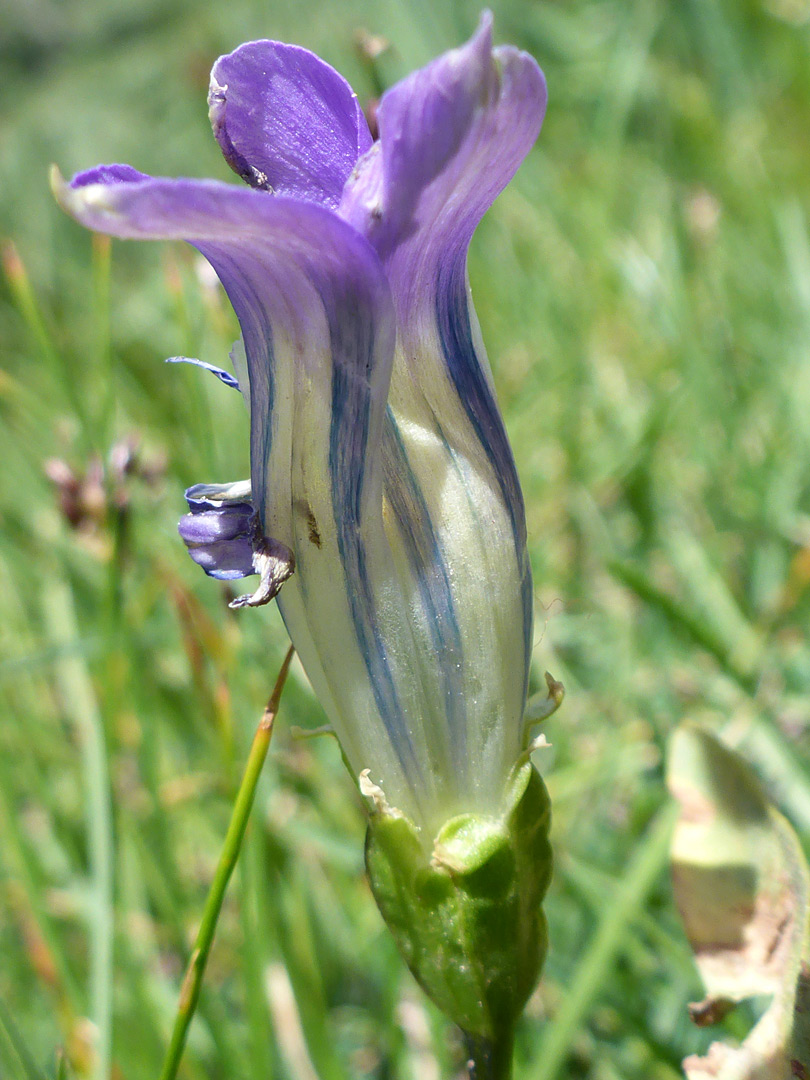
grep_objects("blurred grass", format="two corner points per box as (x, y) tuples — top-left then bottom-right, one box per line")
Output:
(2, 0), (810, 1076)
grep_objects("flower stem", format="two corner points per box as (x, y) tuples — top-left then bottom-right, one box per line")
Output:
(464, 1030), (514, 1080)
(158, 644), (295, 1080)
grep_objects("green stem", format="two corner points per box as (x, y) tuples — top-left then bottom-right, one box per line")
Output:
(158, 645), (295, 1080)
(464, 1030), (514, 1080)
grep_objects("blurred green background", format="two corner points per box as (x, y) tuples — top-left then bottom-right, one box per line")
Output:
(3, 0), (810, 1076)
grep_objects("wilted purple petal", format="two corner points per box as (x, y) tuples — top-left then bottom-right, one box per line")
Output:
(210, 41), (372, 208)
(178, 483), (256, 579)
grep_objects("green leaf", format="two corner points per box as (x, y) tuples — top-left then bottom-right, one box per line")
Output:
(667, 724), (810, 1080)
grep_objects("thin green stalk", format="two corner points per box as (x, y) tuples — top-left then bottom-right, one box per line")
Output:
(91, 232), (113, 439)
(1, 241), (89, 445)
(1, 242), (61, 369)
(158, 645), (295, 1080)
(45, 582), (113, 1080)
(464, 1030), (514, 1080)
(531, 803), (677, 1080)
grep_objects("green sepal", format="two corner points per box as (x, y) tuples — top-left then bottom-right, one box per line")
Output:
(364, 762), (552, 1046)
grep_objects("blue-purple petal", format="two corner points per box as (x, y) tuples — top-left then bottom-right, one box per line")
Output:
(55, 15), (546, 829)
(209, 41), (371, 208)
(178, 484), (256, 579)
(337, 17), (544, 793)
(71, 164), (151, 188)
(338, 16), (546, 559)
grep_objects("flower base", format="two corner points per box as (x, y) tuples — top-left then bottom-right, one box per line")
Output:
(364, 761), (552, 1073)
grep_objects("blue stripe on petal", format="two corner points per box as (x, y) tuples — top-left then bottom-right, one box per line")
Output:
(381, 413), (467, 767)
(435, 253), (527, 554)
(191, 249), (277, 527)
(327, 306), (421, 784)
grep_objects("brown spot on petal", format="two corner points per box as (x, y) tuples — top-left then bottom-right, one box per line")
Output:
(306, 509), (322, 548)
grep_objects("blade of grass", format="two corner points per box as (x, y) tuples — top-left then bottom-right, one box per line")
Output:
(0, 741), (84, 1010)
(238, 841), (275, 1078)
(43, 581), (113, 1080)
(269, 864), (349, 1080)
(610, 557), (810, 831)
(0, 995), (47, 1080)
(264, 963), (321, 1080)
(530, 803), (677, 1080)
(91, 232), (113, 441)
(609, 557), (758, 693)
(1, 243), (90, 446)
(158, 644), (295, 1080)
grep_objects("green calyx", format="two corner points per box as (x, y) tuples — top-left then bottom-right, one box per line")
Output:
(364, 762), (552, 1059)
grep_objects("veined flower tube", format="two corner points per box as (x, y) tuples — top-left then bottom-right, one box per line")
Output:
(56, 15), (552, 1067)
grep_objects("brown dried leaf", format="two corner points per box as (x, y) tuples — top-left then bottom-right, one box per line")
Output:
(667, 724), (810, 1080)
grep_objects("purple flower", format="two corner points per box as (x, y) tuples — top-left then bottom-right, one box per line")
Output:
(54, 14), (547, 835)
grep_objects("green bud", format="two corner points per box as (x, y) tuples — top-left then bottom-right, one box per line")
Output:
(364, 761), (552, 1069)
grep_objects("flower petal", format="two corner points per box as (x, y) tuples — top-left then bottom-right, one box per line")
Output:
(209, 41), (372, 207)
(55, 166), (444, 815)
(339, 17), (545, 795)
(338, 13), (545, 533)
(339, 13), (545, 552)
(178, 481), (256, 579)
(341, 14), (546, 269)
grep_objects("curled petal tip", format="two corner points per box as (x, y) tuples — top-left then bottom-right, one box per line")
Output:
(166, 355), (241, 391)
(229, 538), (295, 609)
(208, 73), (227, 114)
(50, 166), (89, 223)
(359, 770), (400, 817)
(49, 164), (66, 203)
(473, 9), (495, 48)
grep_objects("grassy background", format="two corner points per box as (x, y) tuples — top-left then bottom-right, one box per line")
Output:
(2, 0), (810, 1076)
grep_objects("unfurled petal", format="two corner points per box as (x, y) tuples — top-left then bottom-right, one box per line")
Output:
(210, 41), (372, 207)
(338, 12), (545, 537)
(55, 166), (443, 817)
(341, 14), (545, 272)
(338, 18), (545, 800)
(52, 168), (390, 538)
